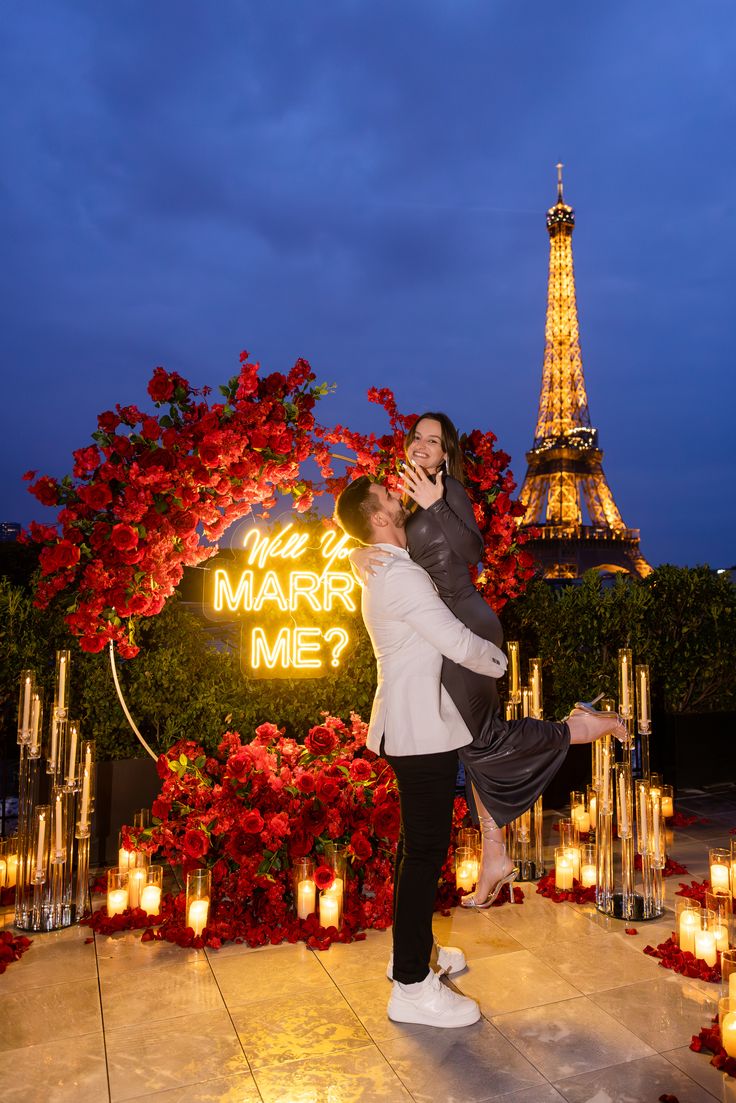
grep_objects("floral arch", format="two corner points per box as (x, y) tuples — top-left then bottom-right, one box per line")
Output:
(22, 352), (534, 947)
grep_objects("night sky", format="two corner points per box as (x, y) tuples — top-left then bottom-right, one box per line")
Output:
(1, 1), (734, 567)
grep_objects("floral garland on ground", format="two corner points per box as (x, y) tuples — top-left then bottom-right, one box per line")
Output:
(85, 712), (487, 950)
(535, 870), (596, 906)
(24, 356), (535, 652)
(690, 1020), (736, 1078)
(0, 931), (32, 973)
(643, 936), (721, 983)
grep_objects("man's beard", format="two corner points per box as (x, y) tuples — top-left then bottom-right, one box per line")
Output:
(390, 501), (408, 529)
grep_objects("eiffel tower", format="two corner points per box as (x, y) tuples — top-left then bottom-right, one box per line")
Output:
(518, 166), (651, 579)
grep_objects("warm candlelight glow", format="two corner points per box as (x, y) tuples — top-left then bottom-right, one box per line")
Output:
(127, 868), (146, 909)
(555, 855), (573, 891)
(711, 864), (730, 894)
(588, 793), (597, 824)
(660, 794), (674, 818)
(35, 811), (46, 878)
(679, 910), (698, 955)
(297, 878), (316, 919)
(580, 863), (596, 888)
(319, 891), (340, 928)
(694, 929), (717, 967)
(715, 924), (730, 953)
(140, 884), (162, 914)
(0, 857), (6, 888)
(6, 854), (18, 888)
(188, 898), (209, 936)
(723, 1012), (736, 1059)
(571, 802), (590, 833)
(107, 887), (128, 916)
(456, 860), (479, 893)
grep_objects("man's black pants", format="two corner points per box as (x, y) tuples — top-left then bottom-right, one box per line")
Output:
(385, 748), (458, 984)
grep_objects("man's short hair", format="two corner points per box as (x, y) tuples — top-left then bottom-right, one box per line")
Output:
(334, 476), (380, 544)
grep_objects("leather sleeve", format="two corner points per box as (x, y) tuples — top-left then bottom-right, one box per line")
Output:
(424, 477), (484, 563)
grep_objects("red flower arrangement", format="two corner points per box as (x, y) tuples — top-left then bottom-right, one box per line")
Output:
(88, 713), (492, 951)
(643, 936), (721, 984)
(535, 870), (596, 906)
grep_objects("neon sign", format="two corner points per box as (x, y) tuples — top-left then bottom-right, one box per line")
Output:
(209, 524), (356, 677)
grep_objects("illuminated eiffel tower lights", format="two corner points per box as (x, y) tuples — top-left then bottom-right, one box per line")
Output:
(518, 165), (651, 578)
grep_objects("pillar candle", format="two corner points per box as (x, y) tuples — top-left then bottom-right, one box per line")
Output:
(456, 862), (477, 893)
(6, 854), (18, 888)
(638, 667), (649, 725)
(188, 898), (209, 936)
(54, 794), (63, 857)
(618, 775), (630, 836)
(0, 857), (6, 889)
(80, 767), (91, 830)
(119, 848), (134, 873)
(49, 716), (59, 771)
(661, 795), (674, 818)
(21, 675), (31, 734)
(620, 654), (630, 714)
(710, 863), (730, 894)
(589, 794), (597, 824)
(555, 856), (573, 891)
(723, 1012), (736, 1059)
(714, 924), (729, 953)
(58, 654), (67, 711)
(730, 973), (736, 1002)
(107, 887), (128, 917)
(638, 788), (649, 851)
(297, 879), (316, 919)
(140, 884), (162, 914)
(319, 892), (340, 928)
(679, 910), (698, 955)
(128, 868), (146, 909)
(580, 863), (596, 888)
(694, 929), (717, 967)
(35, 813), (46, 877)
(66, 726), (78, 784)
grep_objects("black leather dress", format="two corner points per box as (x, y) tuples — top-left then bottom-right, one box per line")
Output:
(406, 475), (570, 827)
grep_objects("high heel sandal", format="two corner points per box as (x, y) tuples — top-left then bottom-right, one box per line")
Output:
(460, 867), (519, 909)
(564, 698), (628, 742)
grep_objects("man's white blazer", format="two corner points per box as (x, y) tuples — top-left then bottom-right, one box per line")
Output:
(361, 544), (507, 756)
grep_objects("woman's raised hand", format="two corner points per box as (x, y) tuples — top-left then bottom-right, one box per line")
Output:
(401, 463), (444, 509)
(349, 545), (394, 583)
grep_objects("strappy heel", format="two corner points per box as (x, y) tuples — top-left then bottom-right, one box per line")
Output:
(461, 867), (519, 909)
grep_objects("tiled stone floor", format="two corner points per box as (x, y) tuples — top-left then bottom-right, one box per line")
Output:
(2, 787), (736, 1103)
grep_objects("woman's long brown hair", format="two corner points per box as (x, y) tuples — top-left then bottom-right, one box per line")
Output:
(404, 412), (465, 485)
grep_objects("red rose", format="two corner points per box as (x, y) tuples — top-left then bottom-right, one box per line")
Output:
(296, 772), (316, 795)
(254, 722), (283, 745)
(315, 775), (340, 803)
(371, 803), (400, 841)
(314, 865), (335, 891)
(97, 410), (120, 433)
(182, 829), (209, 859)
(78, 482), (113, 510)
(29, 476), (60, 506)
(151, 797), (171, 821)
(148, 367), (176, 403)
(304, 725), (338, 757)
(242, 810), (264, 834)
(302, 801), (326, 836)
(288, 830), (313, 859)
(39, 540), (81, 575)
(110, 524), (139, 551)
(350, 831), (373, 862)
(73, 446), (100, 475)
(349, 759), (372, 782)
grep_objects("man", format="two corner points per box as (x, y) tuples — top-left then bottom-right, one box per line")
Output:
(334, 476), (507, 1028)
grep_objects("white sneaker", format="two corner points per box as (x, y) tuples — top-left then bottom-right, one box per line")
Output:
(387, 970), (481, 1028)
(386, 943), (467, 980)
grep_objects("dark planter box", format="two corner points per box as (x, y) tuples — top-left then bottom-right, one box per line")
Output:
(542, 711), (736, 809)
(93, 757), (162, 865)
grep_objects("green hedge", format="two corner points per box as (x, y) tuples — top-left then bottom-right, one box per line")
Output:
(1, 564), (733, 760)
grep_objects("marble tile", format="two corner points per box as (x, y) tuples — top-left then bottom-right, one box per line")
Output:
(482, 892), (605, 951)
(378, 1016), (546, 1102)
(492, 996), (654, 1081)
(126, 1072), (261, 1102)
(105, 1009), (248, 1102)
(315, 928), (395, 987)
(0, 977), (102, 1052)
(0, 1030), (108, 1103)
(553, 1052), (718, 1102)
(253, 1045), (414, 1102)
(541, 925), (662, 993)
(101, 959), (225, 1029)
(431, 906), (526, 964)
(0, 924), (98, 993)
(663, 1045), (736, 1102)
(591, 973), (718, 1051)
(339, 975), (431, 1042)
(96, 930), (203, 975)
(495, 1089), (566, 1103)
(454, 948), (580, 1013)
(209, 941), (330, 1006)
(230, 990), (371, 1070)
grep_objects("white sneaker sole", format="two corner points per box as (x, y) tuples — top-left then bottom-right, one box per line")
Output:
(387, 1000), (481, 1028)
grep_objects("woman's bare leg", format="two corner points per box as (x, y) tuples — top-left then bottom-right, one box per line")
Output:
(567, 710), (628, 744)
(462, 786), (515, 907)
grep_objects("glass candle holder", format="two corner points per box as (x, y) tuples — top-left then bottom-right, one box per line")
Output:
(586, 785), (597, 832)
(618, 648), (634, 723)
(694, 908), (717, 967)
(50, 788), (68, 864)
(660, 784), (674, 819)
(718, 996), (736, 1058)
(64, 721), (81, 790)
(706, 890), (732, 953)
(4, 837), (18, 889)
(77, 741), (95, 837)
(292, 857), (316, 919)
(185, 869), (211, 937)
(140, 865), (163, 915)
(529, 657), (543, 719)
(570, 791), (590, 834)
(107, 869), (129, 916)
(721, 949), (736, 1001)
(615, 763), (633, 840)
(322, 842), (346, 921)
(29, 692), (43, 759)
(32, 805), (50, 883)
(455, 846), (479, 893)
(557, 817), (579, 850)
(710, 849), (731, 895)
(554, 846), (574, 891)
(731, 838), (736, 898)
(319, 889), (341, 929)
(17, 669), (36, 745)
(635, 662), (651, 733)
(676, 899), (701, 954)
(507, 641), (521, 703)
(118, 832), (147, 875)
(521, 686), (531, 718)
(456, 827), (480, 856)
(580, 842), (596, 888)
(133, 808), (151, 831)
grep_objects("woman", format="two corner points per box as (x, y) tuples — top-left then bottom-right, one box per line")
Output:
(352, 412), (625, 908)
